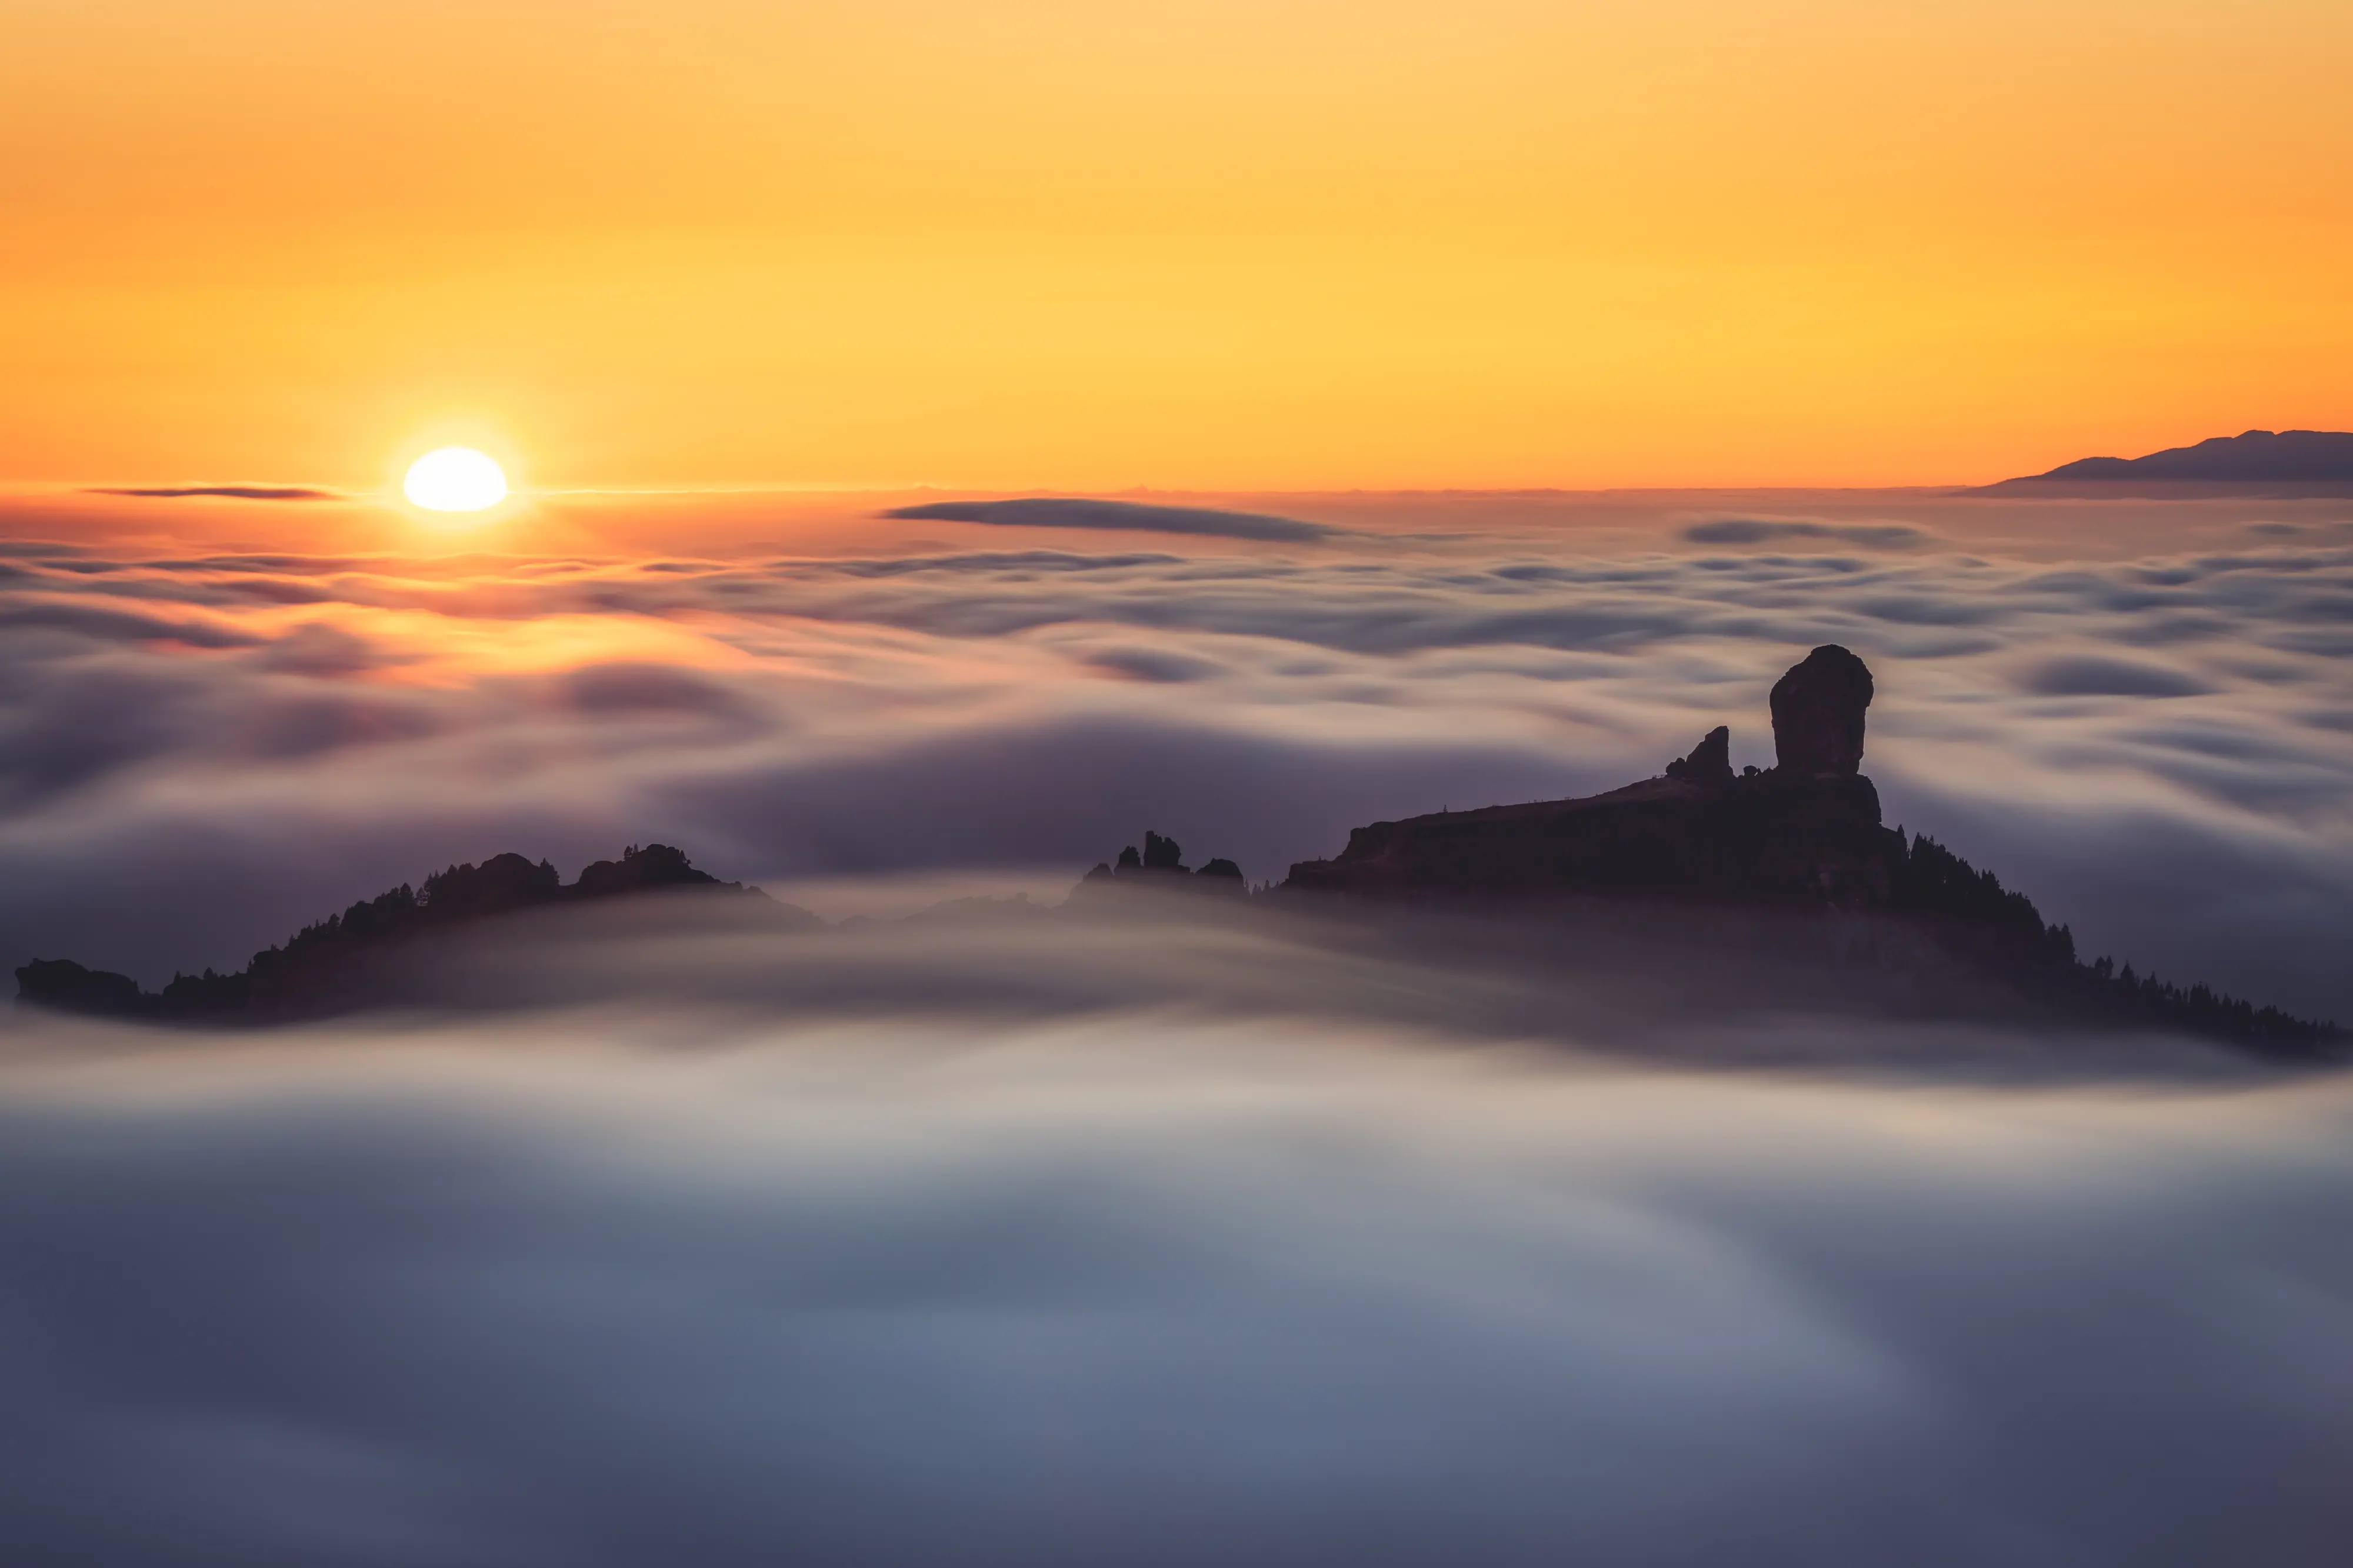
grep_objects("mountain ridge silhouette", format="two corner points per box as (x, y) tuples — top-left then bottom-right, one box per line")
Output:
(16, 652), (2342, 1053)
(1977, 428), (2353, 490)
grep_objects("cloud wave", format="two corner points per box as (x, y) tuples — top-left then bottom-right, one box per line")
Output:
(885, 497), (1341, 542)
(1680, 518), (1930, 549)
(90, 486), (339, 502)
(2, 995), (2349, 1566)
(1, 496), (2348, 1016)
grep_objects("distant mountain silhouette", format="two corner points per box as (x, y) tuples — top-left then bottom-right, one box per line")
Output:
(16, 844), (806, 1024)
(1981, 429), (2353, 489)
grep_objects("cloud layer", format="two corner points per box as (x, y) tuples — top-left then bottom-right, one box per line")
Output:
(1679, 517), (1929, 549)
(1, 493), (2349, 1015)
(3, 988), (2350, 1566)
(89, 486), (340, 502)
(885, 497), (1339, 542)
(6, 489), (2353, 1563)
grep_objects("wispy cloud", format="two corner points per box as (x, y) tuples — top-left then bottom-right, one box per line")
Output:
(89, 486), (341, 502)
(1681, 518), (1931, 549)
(885, 497), (1342, 542)
(2018, 655), (2218, 698)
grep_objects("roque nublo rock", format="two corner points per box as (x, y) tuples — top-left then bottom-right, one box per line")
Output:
(1284, 645), (1903, 906)
(1769, 643), (1873, 777)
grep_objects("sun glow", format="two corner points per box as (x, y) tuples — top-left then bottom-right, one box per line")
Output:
(403, 448), (508, 512)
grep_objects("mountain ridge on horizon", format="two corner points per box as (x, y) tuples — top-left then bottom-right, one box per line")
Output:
(1981, 428), (2353, 489)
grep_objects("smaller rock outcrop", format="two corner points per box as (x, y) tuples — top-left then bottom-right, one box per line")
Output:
(1664, 726), (1733, 786)
(1077, 830), (1247, 897)
(15, 959), (148, 1016)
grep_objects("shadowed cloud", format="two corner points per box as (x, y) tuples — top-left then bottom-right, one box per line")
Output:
(559, 662), (752, 716)
(2019, 656), (2218, 698)
(0, 601), (262, 649)
(1084, 646), (1228, 683)
(251, 623), (391, 678)
(91, 486), (340, 502)
(885, 498), (1341, 543)
(1681, 518), (1930, 550)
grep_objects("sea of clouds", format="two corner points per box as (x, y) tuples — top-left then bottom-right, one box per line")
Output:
(5, 489), (2353, 1563)
(4, 931), (2351, 1565)
(2, 488), (2348, 1015)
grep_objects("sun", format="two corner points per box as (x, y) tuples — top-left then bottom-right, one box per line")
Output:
(402, 448), (509, 512)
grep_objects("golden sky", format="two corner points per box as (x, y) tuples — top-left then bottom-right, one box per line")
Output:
(5, 0), (2350, 490)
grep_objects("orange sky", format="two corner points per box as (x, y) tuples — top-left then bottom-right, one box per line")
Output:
(4, 0), (2350, 491)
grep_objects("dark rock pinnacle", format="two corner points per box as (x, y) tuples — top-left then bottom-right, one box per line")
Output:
(1664, 725), (1733, 787)
(1769, 644), (1873, 777)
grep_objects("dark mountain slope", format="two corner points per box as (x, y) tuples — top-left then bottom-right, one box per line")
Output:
(1268, 646), (2339, 1055)
(17, 844), (805, 1023)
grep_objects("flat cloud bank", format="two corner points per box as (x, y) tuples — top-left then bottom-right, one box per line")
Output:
(884, 496), (1340, 542)
(4, 951), (2351, 1566)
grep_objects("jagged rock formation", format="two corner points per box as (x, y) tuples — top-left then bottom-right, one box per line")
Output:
(1285, 770), (1902, 905)
(1278, 644), (2338, 1052)
(1288, 646), (1901, 906)
(1664, 726), (1732, 786)
(16, 844), (798, 1023)
(1076, 830), (1246, 895)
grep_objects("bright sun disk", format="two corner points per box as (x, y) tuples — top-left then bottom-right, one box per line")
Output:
(403, 448), (508, 512)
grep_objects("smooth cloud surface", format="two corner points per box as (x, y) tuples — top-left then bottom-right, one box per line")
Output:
(2, 980), (2350, 1566)
(885, 497), (1342, 542)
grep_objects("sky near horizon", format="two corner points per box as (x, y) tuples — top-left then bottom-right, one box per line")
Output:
(6, 0), (2351, 492)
